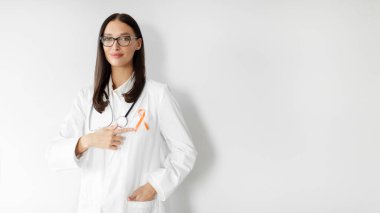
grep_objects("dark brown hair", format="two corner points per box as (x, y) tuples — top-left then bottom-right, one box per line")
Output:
(93, 13), (146, 113)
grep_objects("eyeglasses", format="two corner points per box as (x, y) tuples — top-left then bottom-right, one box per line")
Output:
(100, 35), (138, 47)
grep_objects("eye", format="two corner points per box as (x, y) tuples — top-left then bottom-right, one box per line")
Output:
(120, 36), (131, 41)
(102, 37), (113, 41)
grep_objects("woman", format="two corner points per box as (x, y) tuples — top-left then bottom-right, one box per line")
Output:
(46, 13), (197, 213)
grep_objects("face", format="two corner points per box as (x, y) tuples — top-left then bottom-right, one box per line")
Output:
(102, 20), (142, 68)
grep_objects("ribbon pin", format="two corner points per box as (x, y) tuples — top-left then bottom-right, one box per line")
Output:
(133, 109), (150, 131)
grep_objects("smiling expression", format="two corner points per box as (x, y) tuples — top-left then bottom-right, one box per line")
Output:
(102, 20), (142, 68)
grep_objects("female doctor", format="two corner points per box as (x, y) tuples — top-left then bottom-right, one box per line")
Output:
(46, 13), (197, 213)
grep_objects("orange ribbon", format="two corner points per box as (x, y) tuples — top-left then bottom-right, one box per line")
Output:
(134, 109), (150, 131)
(117, 108), (150, 133)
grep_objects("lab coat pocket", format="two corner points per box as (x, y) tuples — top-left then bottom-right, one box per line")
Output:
(125, 199), (156, 213)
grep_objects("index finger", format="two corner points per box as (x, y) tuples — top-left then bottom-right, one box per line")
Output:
(114, 127), (136, 134)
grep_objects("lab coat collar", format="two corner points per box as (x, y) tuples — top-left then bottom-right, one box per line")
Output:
(107, 71), (135, 98)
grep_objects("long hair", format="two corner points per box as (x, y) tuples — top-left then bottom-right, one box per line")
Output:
(93, 13), (146, 113)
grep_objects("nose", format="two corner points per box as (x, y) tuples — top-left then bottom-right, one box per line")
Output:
(111, 40), (120, 50)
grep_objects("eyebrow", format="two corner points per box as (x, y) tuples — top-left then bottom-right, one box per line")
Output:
(103, 32), (131, 36)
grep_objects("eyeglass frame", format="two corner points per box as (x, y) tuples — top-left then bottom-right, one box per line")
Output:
(99, 35), (139, 47)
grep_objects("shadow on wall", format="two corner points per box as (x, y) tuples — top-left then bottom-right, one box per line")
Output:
(142, 24), (215, 213)
(142, 23), (167, 83)
(171, 89), (215, 213)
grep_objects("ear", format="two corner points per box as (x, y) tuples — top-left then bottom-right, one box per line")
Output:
(136, 38), (142, 50)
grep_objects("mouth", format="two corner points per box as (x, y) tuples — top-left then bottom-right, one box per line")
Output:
(110, 53), (124, 58)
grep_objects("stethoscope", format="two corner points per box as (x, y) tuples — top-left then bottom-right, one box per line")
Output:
(88, 83), (138, 132)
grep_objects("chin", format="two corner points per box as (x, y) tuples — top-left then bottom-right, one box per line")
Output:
(109, 60), (128, 67)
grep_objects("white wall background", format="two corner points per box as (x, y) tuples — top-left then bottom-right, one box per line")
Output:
(0, 0), (379, 212)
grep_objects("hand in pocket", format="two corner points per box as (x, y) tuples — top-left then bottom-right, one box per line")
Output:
(128, 182), (157, 201)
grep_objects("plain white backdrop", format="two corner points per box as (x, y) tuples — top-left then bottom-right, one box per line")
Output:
(0, 0), (379, 212)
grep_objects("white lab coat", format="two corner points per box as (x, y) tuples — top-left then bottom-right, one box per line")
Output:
(46, 74), (197, 213)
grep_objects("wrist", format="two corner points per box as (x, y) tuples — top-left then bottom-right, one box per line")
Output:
(147, 182), (157, 194)
(79, 135), (90, 149)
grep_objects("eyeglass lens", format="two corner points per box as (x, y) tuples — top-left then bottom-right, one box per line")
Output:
(101, 36), (131, 47)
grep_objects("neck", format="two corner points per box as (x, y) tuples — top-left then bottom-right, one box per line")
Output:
(111, 64), (133, 90)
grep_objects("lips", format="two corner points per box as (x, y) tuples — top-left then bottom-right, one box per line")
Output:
(110, 53), (124, 58)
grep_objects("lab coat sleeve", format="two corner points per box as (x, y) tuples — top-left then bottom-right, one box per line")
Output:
(45, 88), (87, 171)
(147, 85), (198, 201)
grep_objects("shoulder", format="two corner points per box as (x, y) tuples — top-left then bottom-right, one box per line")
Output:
(145, 78), (176, 108)
(145, 78), (169, 98)
(76, 79), (170, 102)
(80, 84), (93, 97)
(74, 84), (93, 104)
(145, 78), (167, 91)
